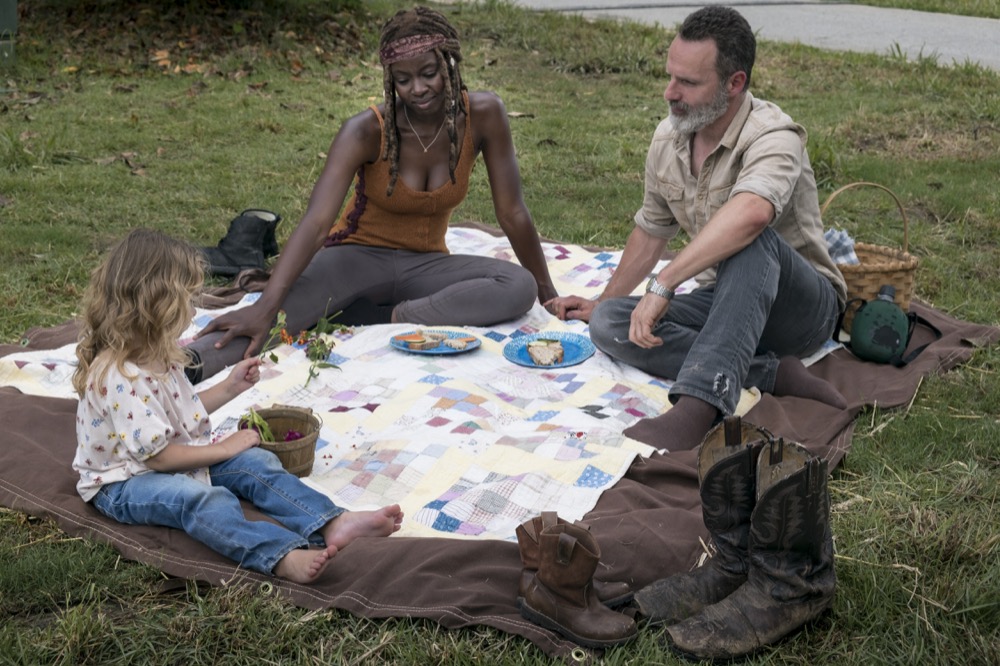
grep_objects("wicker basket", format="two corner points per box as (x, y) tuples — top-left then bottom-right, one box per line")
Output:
(821, 181), (918, 333)
(255, 405), (320, 478)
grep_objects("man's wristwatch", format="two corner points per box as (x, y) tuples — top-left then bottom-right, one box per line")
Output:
(645, 276), (676, 301)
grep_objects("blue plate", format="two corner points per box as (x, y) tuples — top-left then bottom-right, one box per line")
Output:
(390, 329), (482, 355)
(503, 331), (596, 368)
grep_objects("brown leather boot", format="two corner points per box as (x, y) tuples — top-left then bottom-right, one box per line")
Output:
(664, 437), (836, 661)
(633, 416), (769, 625)
(516, 512), (633, 608)
(519, 521), (637, 648)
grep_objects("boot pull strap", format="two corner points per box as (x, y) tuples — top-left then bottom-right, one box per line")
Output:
(766, 437), (785, 465)
(540, 511), (560, 530)
(556, 532), (577, 564)
(723, 415), (742, 447)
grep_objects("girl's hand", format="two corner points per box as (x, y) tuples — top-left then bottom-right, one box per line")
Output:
(222, 427), (261, 458)
(227, 357), (262, 395)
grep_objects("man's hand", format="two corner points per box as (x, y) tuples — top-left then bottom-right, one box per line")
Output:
(629, 293), (670, 348)
(545, 295), (597, 322)
(195, 303), (274, 358)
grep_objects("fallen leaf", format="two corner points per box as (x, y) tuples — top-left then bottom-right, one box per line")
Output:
(507, 111), (535, 119)
(61, 66), (79, 74)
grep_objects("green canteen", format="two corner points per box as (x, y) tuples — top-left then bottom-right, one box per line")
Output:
(850, 285), (910, 363)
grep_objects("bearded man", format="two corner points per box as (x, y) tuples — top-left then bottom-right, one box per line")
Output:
(547, 5), (848, 451)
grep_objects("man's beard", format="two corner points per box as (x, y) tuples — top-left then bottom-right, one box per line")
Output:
(668, 84), (730, 134)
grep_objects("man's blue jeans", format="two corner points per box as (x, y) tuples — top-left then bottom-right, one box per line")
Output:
(92, 448), (344, 575)
(589, 228), (841, 415)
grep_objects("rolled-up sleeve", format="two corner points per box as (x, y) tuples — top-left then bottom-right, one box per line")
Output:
(730, 126), (804, 222)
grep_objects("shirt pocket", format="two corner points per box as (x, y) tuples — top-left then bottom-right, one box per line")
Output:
(707, 185), (733, 208)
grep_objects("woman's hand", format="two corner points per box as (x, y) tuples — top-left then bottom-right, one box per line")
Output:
(196, 302), (275, 359)
(545, 295), (597, 322)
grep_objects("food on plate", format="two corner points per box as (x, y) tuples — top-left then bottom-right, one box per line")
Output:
(443, 336), (476, 350)
(526, 338), (564, 366)
(393, 331), (440, 350)
(393, 330), (478, 352)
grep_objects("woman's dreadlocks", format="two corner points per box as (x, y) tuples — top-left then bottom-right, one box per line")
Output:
(378, 6), (466, 197)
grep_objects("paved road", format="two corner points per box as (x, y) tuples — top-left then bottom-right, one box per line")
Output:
(513, 1), (1000, 71)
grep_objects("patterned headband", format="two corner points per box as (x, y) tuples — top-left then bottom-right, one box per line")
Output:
(378, 34), (448, 66)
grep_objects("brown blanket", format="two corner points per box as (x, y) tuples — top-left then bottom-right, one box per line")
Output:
(1, 303), (997, 658)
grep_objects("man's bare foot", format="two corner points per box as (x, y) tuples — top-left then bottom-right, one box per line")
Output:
(273, 545), (337, 584)
(322, 504), (404, 550)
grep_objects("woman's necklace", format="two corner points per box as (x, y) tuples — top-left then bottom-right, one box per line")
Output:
(403, 105), (446, 153)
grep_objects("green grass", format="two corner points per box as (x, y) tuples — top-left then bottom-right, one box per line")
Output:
(855, 0), (1000, 19)
(2, 1), (999, 664)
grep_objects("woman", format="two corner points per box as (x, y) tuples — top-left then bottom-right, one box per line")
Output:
(190, 6), (557, 381)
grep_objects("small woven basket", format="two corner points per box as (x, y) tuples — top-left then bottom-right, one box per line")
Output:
(255, 405), (320, 478)
(821, 181), (918, 333)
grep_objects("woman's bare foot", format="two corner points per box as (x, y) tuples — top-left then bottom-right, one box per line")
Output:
(322, 504), (404, 550)
(273, 545), (337, 584)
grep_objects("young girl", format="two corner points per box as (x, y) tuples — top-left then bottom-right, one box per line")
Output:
(72, 229), (403, 584)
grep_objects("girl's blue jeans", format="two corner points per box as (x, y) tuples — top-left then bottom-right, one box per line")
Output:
(589, 227), (841, 415)
(92, 447), (344, 575)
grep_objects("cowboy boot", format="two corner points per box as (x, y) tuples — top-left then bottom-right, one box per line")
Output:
(633, 416), (770, 625)
(519, 522), (637, 649)
(664, 437), (836, 661)
(516, 512), (633, 608)
(201, 210), (278, 277)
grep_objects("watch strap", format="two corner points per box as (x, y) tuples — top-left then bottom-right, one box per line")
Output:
(646, 276), (675, 300)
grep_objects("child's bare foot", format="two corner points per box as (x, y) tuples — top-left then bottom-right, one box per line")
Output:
(273, 545), (337, 584)
(322, 504), (404, 550)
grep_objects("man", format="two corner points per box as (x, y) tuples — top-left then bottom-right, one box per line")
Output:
(548, 5), (847, 452)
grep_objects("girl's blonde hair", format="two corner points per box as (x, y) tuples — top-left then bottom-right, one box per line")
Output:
(72, 229), (205, 397)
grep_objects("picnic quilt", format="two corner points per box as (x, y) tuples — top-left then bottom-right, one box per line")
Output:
(0, 226), (760, 542)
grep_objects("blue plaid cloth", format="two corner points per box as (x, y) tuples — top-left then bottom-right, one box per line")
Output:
(825, 228), (859, 265)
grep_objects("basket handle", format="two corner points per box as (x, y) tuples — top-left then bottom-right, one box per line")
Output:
(820, 181), (909, 253)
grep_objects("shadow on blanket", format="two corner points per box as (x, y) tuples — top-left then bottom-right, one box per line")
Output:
(1, 303), (997, 659)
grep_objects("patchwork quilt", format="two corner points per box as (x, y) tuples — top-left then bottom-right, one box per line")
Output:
(0, 226), (764, 541)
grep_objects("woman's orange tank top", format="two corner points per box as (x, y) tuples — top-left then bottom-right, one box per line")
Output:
(326, 92), (475, 254)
